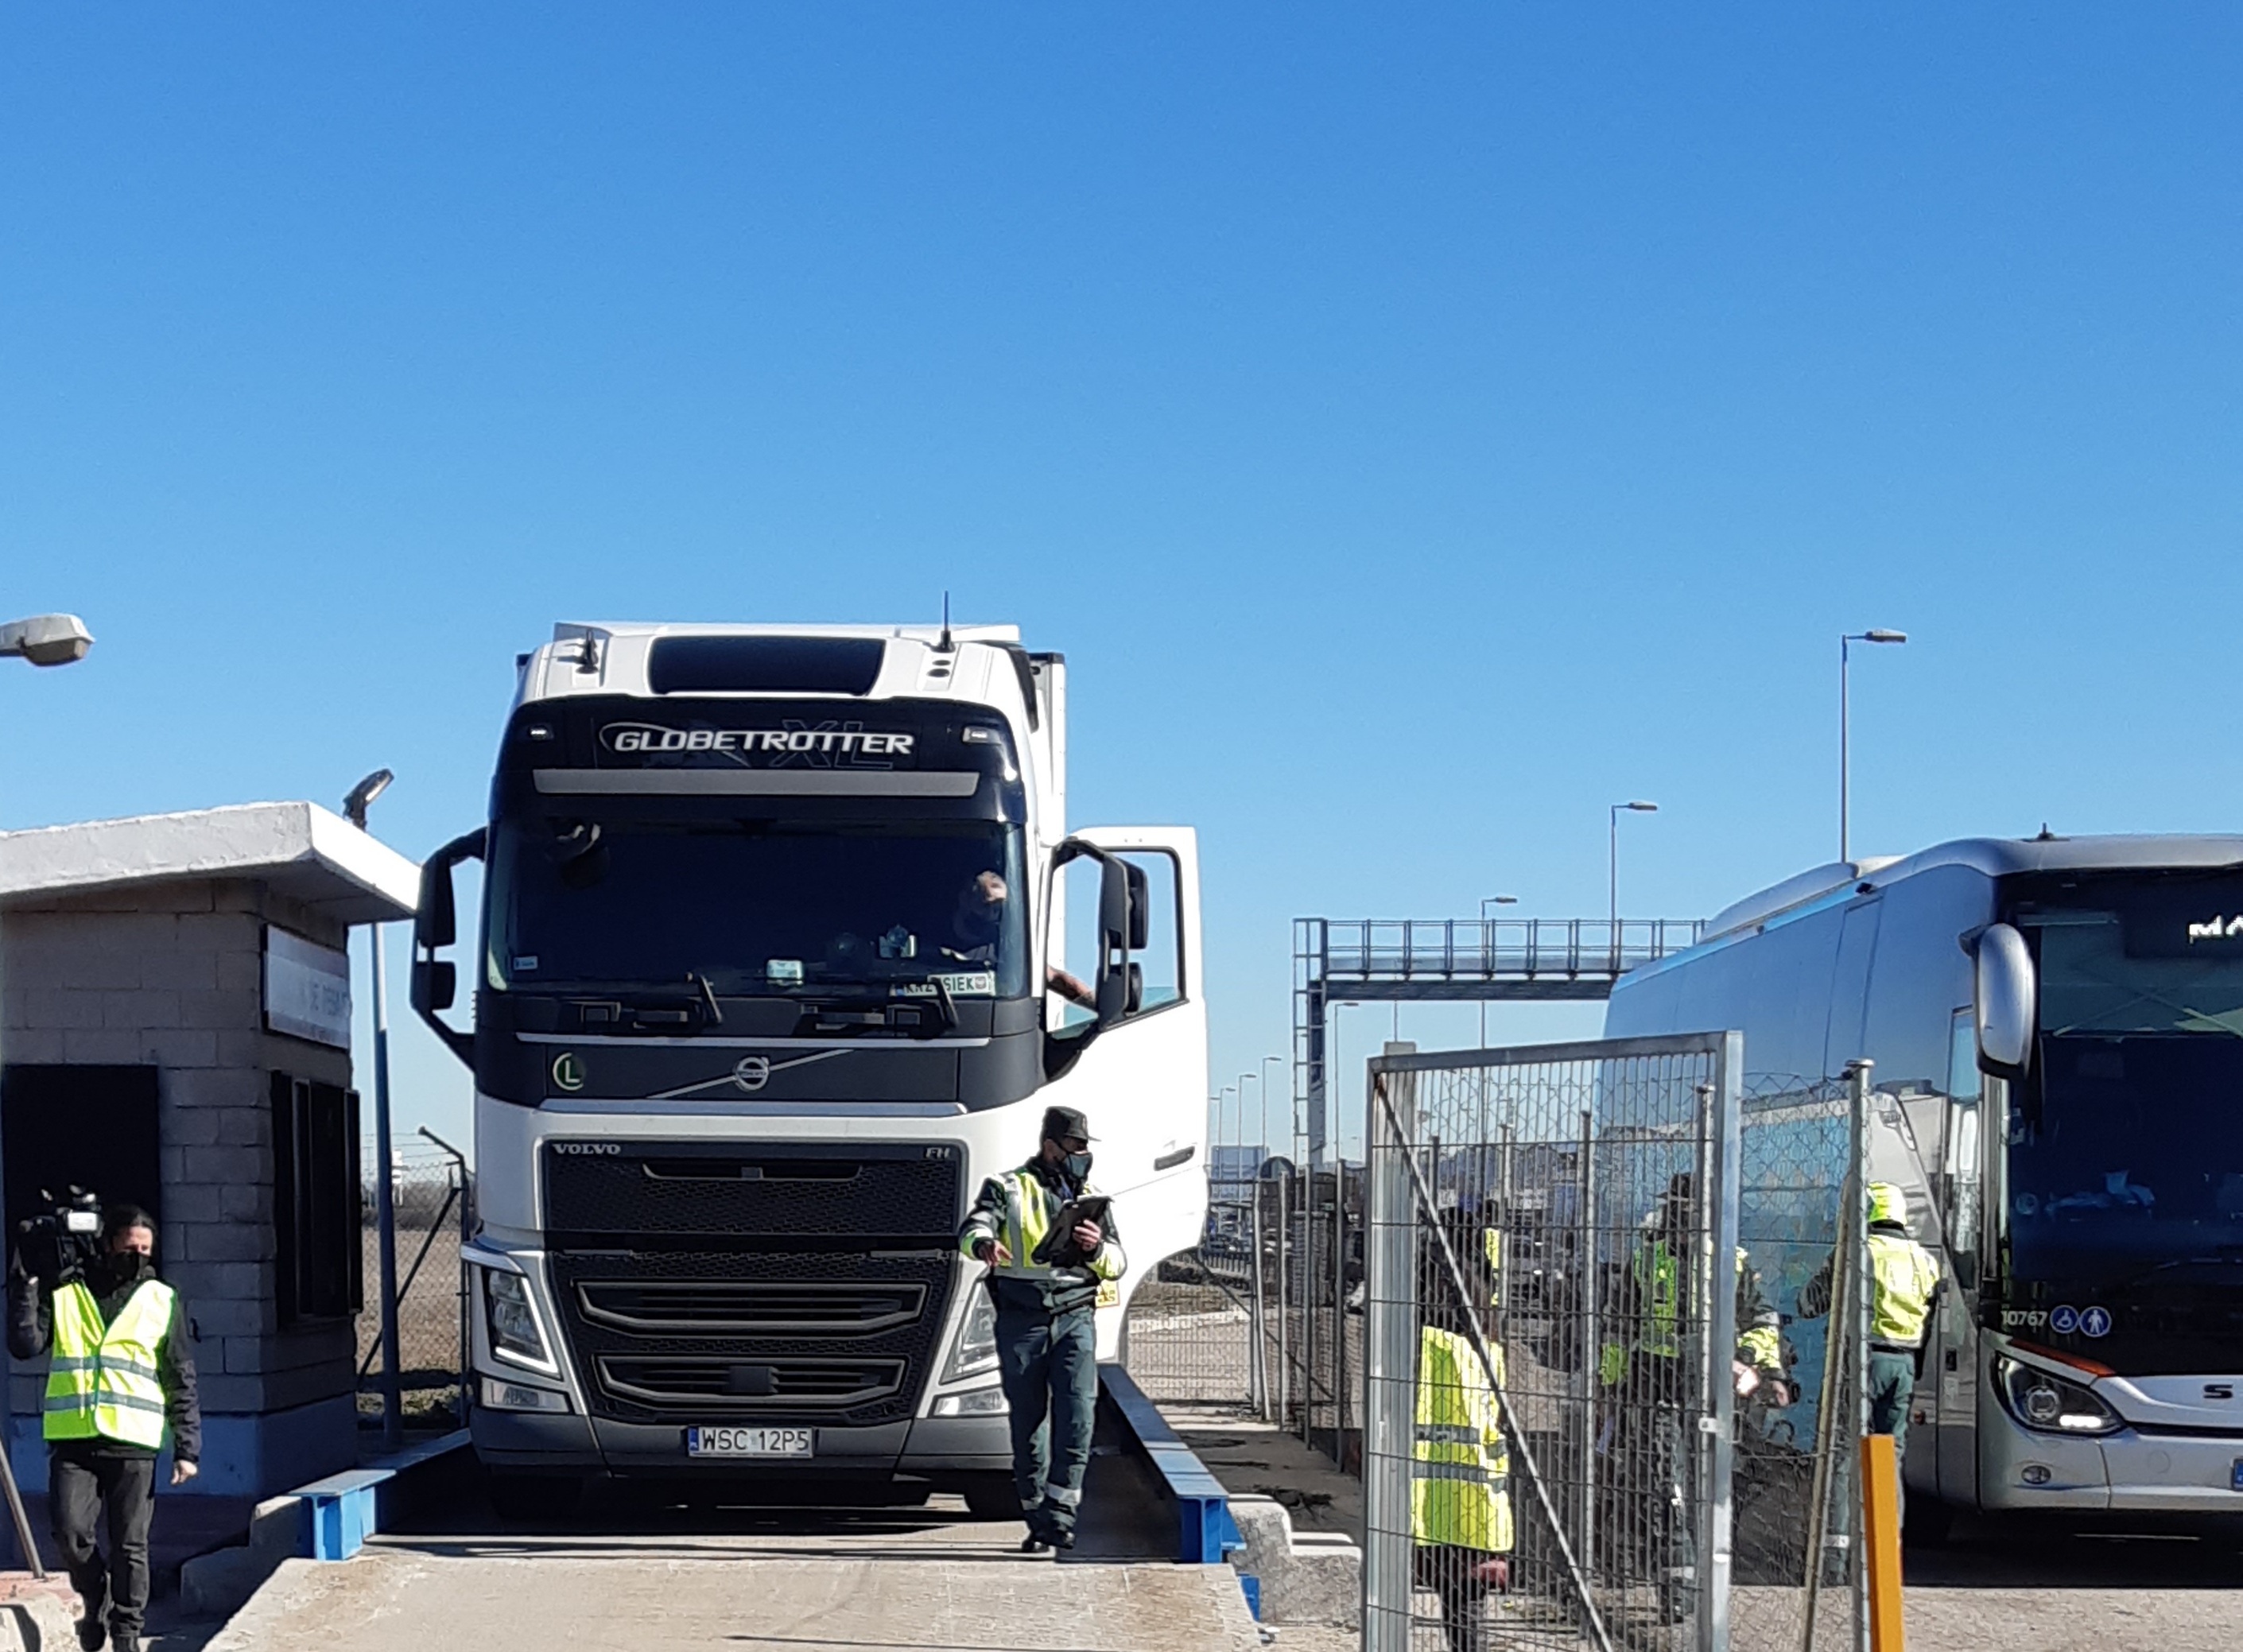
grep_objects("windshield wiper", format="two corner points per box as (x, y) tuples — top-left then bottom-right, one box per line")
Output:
(687, 971), (724, 1026)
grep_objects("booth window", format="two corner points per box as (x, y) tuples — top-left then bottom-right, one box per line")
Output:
(271, 1074), (363, 1324)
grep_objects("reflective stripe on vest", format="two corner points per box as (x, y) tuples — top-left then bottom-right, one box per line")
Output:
(44, 1280), (175, 1449)
(1867, 1231), (1939, 1348)
(1411, 1326), (1513, 1553)
(976, 1169), (1124, 1286)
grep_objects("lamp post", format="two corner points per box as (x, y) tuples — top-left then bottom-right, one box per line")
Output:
(1609, 801), (1658, 940)
(343, 768), (404, 1449)
(0, 612), (92, 1576)
(1260, 1053), (1283, 1165)
(1840, 630), (1907, 866)
(1477, 896), (1517, 1045)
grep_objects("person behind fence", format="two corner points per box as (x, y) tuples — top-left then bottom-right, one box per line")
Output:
(1412, 1214), (1512, 1652)
(957, 1105), (1124, 1553)
(9, 1205), (200, 1652)
(1598, 1173), (1785, 1619)
(1798, 1181), (1940, 1492)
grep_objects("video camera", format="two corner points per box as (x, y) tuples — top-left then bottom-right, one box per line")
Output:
(16, 1188), (103, 1283)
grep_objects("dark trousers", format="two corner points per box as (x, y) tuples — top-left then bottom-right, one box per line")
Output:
(1868, 1349), (1917, 1518)
(50, 1451), (157, 1638)
(1413, 1544), (1495, 1652)
(995, 1303), (1097, 1535)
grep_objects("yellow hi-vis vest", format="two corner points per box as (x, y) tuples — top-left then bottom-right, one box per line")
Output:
(960, 1169), (1127, 1303)
(44, 1279), (177, 1450)
(1412, 1326), (1513, 1553)
(1867, 1231), (1940, 1348)
(1601, 1243), (1777, 1382)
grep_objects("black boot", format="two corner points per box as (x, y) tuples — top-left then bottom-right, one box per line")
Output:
(75, 1614), (104, 1652)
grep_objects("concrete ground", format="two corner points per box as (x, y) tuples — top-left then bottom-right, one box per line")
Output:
(192, 1490), (1260, 1652)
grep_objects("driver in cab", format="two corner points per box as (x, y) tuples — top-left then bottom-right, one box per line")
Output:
(947, 871), (1095, 1009)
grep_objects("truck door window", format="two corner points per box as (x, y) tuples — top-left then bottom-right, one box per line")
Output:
(1050, 848), (1185, 1028)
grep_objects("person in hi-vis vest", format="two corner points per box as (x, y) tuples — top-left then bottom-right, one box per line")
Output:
(9, 1205), (200, 1652)
(957, 1106), (1124, 1553)
(1799, 1181), (1940, 1510)
(1412, 1213), (1512, 1652)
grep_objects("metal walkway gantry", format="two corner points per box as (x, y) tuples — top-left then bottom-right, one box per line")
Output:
(1290, 915), (1705, 1161)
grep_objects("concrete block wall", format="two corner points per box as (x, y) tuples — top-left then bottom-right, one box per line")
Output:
(2, 876), (363, 1495)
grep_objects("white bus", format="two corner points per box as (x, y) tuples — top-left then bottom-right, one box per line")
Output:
(1605, 836), (2243, 1534)
(410, 623), (1207, 1513)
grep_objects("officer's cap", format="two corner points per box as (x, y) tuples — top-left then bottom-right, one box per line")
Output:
(1042, 1106), (1094, 1146)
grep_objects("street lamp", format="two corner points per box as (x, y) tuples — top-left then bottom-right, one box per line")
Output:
(343, 769), (406, 1449)
(0, 613), (93, 668)
(1840, 630), (1907, 866)
(0, 611), (90, 1575)
(1609, 801), (1658, 933)
(1260, 1054), (1283, 1162)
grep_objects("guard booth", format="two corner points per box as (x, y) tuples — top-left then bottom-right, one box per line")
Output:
(0, 804), (418, 1498)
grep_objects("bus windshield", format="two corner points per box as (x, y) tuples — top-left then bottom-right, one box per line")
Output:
(486, 814), (1030, 999)
(2008, 877), (2243, 1281)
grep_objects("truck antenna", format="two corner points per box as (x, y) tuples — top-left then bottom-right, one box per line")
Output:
(938, 591), (953, 652)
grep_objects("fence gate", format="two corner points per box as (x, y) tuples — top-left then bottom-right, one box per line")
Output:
(1360, 1034), (1871, 1652)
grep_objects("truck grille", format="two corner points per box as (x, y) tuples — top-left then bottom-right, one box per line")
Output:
(596, 1355), (906, 1410)
(542, 1139), (960, 1242)
(575, 1280), (928, 1336)
(547, 1247), (953, 1426)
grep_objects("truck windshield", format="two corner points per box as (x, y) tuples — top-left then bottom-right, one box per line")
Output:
(486, 815), (1029, 999)
(2007, 876), (2243, 1282)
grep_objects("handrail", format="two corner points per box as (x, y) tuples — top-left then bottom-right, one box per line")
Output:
(1311, 917), (1706, 982)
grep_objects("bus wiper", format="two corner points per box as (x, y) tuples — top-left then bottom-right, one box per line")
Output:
(685, 972), (724, 1026)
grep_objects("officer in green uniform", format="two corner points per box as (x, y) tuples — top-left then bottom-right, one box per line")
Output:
(9, 1206), (200, 1652)
(1414, 1216), (1511, 1652)
(1800, 1181), (1941, 1479)
(957, 1106), (1125, 1552)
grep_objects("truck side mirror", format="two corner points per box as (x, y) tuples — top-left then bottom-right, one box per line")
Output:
(1096, 854), (1132, 1027)
(413, 828), (486, 1066)
(1973, 922), (2035, 1082)
(1124, 859), (1150, 952)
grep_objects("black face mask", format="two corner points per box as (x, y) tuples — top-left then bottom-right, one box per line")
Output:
(1063, 1150), (1093, 1185)
(96, 1252), (154, 1292)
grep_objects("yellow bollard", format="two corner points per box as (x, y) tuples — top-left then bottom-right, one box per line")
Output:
(1860, 1433), (1905, 1652)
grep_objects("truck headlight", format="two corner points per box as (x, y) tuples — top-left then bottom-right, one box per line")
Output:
(483, 1267), (556, 1372)
(941, 1284), (999, 1383)
(1995, 1354), (2121, 1436)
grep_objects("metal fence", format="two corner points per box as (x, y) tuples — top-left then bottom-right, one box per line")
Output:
(1730, 1072), (1869, 1652)
(1123, 1126), (1271, 1410)
(1356, 1037), (1872, 1652)
(357, 1137), (471, 1429)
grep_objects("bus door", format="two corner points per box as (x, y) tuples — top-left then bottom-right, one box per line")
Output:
(1934, 1008), (1986, 1507)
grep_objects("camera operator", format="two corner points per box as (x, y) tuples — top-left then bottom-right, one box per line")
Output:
(9, 1205), (200, 1652)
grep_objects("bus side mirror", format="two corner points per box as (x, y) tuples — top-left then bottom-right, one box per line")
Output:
(1973, 922), (2035, 1082)
(413, 828), (486, 1067)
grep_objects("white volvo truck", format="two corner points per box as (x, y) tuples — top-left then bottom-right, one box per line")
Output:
(411, 622), (1208, 1513)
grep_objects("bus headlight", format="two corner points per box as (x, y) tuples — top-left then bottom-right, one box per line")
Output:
(483, 1267), (557, 1372)
(941, 1285), (999, 1383)
(1995, 1355), (2121, 1436)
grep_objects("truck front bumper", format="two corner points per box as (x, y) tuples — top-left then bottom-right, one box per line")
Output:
(471, 1408), (1012, 1479)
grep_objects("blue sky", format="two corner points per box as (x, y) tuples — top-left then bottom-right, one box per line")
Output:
(3, 6), (2239, 1158)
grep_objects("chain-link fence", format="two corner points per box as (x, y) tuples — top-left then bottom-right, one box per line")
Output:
(1123, 1126), (1269, 1409)
(1356, 1035), (1875, 1652)
(357, 1137), (471, 1430)
(1730, 1072), (1869, 1652)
